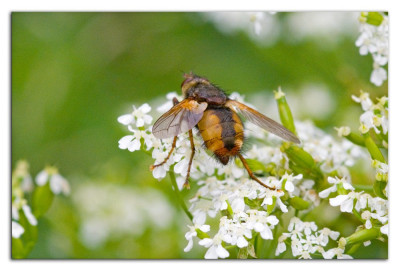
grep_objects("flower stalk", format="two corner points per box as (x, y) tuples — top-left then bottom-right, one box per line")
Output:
(168, 170), (193, 221)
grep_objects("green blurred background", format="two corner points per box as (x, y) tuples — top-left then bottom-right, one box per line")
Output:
(12, 12), (388, 258)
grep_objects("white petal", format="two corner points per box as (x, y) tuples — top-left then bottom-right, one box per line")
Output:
(127, 139), (141, 152)
(139, 103), (151, 113)
(275, 242), (286, 255)
(143, 114), (153, 125)
(365, 219), (372, 229)
(174, 159), (188, 175)
(117, 114), (134, 125)
(266, 215), (279, 225)
(135, 118), (145, 127)
(118, 135), (134, 150)
(204, 246), (218, 259)
(380, 224), (388, 235)
(322, 249), (335, 259)
(231, 197), (245, 212)
(260, 227), (273, 240)
(36, 170), (49, 186)
(199, 238), (213, 248)
(152, 166), (166, 179)
(216, 245), (229, 258)
(342, 182), (354, 190)
(329, 195), (348, 207)
(285, 181), (294, 192)
(319, 187), (335, 198)
(50, 174), (65, 195)
(277, 198), (288, 213)
(22, 204), (37, 226)
(237, 236), (248, 248)
(199, 224), (211, 232)
(254, 222), (265, 232)
(12, 221), (25, 238)
(193, 212), (207, 225)
(340, 199), (354, 213)
(184, 239), (193, 252)
(232, 166), (244, 178)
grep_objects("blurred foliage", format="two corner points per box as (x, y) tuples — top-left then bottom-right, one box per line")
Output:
(11, 12), (388, 259)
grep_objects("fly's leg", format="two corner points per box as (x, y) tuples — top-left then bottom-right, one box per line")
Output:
(149, 136), (178, 171)
(183, 129), (195, 189)
(150, 97), (180, 172)
(237, 153), (279, 191)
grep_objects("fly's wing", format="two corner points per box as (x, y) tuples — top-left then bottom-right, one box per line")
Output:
(152, 99), (208, 139)
(225, 100), (300, 144)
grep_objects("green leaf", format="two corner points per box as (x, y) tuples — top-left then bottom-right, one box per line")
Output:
(32, 182), (54, 218)
(12, 237), (25, 259)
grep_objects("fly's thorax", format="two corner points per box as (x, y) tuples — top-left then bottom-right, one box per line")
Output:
(181, 77), (227, 105)
(197, 107), (244, 165)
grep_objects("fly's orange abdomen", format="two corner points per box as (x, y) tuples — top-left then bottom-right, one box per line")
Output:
(197, 107), (244, 165)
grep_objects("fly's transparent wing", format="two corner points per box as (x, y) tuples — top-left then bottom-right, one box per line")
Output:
(152, 99), (207, 139)
(226, 100), (300, 144)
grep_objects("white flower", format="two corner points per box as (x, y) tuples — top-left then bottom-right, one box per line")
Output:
(184, 224), (210, 252)
(156, 92), (182, 113)
(361, 210), (373, 229)
(359, 110), (382, 134)
(335, 126), (351, 137)
(118, 129), (154, 152)
(329, 191), (366, 213)
(319, 176), (354, 198)
(118, 103), (152, 128)
(280, 173), (302, 193)
(316, 228), (340, 246)
(355, 13), (388, 86)
(322, 247), (353, 259)
(380, 224), (388, 235)
(22, 204), (38, 226)
(36, 167), (70, 195)
(219, 216), (252, 248)
(190, 200), (217, 225)
(352, 91), (373, 111)
(275, 234), (288, 256)
(12, 221), (25, 239)
(246, 210), (279, 240)
(199, 233), (230, 259)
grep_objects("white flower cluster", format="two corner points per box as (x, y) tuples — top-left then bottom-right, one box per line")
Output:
(297, 121), (366, 175)
(12, 161), (38, 239)
(355, 12), (388, 86)
(275, 217), (349, 259)
(352, 91), (388, 137)
(195, 211), (279, 259)
(11, 161), (70, 239)
(73, 183), (175, 248)
(319, 175), (388, 236)
(118, 91), (371, 258)
(202, 12), (279, 46)
(36, 166), (70, 195)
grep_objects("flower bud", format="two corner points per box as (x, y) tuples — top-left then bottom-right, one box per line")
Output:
(345, 228), (380, 245)
(275, 87), (297, 134)
(360, 12), (384, 26)
(288, 196), (310, 210)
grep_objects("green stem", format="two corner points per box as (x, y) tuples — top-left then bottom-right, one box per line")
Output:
(353, 184), (374, 193)
(364, 132), (385, 163)
(168, 171), (193, 221)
